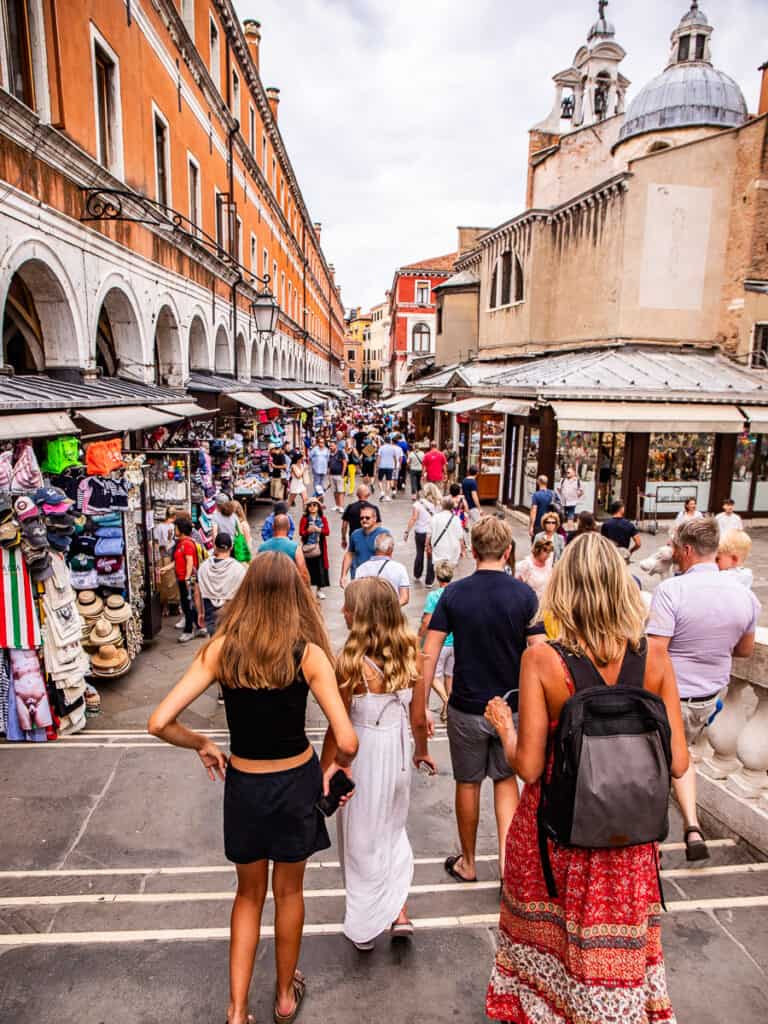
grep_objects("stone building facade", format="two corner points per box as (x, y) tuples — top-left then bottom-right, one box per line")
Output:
(0, 0), (346, 390)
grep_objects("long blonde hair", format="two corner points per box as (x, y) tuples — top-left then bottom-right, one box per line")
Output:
(336, 578), (419, 693)
(540, 532), (646, 666)
(211, 551), (333, 688)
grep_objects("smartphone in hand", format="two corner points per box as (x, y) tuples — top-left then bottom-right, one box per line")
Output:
(316, 769), (356, 817)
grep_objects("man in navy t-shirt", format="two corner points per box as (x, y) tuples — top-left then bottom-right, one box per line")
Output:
(461, 465), (481, 524)
(529, 474), (556, 538)
(424, 515), (545, 885)
(600, 500), (641, 553)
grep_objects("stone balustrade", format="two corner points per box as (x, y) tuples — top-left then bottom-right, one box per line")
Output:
(694, 626), (768, 853)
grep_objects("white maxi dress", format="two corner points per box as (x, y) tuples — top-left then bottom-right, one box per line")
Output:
(337, 658), (414, 945)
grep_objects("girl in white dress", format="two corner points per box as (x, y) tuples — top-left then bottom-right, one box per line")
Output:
(324, 577), (434, 951)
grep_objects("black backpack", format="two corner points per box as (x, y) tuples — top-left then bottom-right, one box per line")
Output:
(538, 639), (672, 900)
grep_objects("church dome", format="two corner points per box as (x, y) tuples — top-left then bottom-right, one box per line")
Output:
(618, 63), (747, 143)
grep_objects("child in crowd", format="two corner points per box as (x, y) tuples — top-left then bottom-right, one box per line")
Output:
(716, 497), (744, 537)
(418, 561), (455, 721)
(716, 529), (754, 589)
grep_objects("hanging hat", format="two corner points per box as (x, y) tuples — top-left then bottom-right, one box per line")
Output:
(33, 485), (72, 508)
(0, 495), (13, 521)
(13, 496), (39, 522)
(90, 643), (130, 673)
(29, 559), (55, 583)
(20, 520), (49, 549)
(0, 521), (20, 548)
(103, 594), (132, 624)
(76, 590), (104, 618)
(45, 513), (76, 532)
(47, 532), (72, 553)
(89, 617), (122, 646)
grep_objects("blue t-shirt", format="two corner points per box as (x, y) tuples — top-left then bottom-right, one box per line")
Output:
(260, 513), (295, 541)
(530, 489), (555, 532)
(259, 537), (298, 559)
(462, 476), (479, 511)
(424, 588), (453, 646)
(349, 526), (389, 576)
(310, 447), (330, 475)
(428, 569), (543, 714)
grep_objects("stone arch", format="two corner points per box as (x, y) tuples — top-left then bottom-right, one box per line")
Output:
(0, 245), (83, 372)
(188, 313), (210, 372)
(95, 281), (145, 380)
(214, 323), (232, 374)
(153, 301), (184, 386)
(263, 342), (273, 379)
(280, 349), (287, 379)
(253, 340), (264, 379)
(235, 331), (248, 381)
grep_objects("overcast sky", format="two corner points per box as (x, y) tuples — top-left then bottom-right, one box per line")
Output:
(233, 0), (768, 310)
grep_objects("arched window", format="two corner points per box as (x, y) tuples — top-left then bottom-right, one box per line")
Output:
(489, 263), (498, 309)
(411, 323), (430, 353)
(500, 251), (512, 306)
(648, 141), (671, 154)
(514, 255), (524, 303)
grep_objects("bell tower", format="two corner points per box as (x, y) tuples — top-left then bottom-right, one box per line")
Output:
(534, 1), (630, 134)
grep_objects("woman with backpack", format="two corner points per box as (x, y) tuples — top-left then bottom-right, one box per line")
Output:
(484, 532), (689, 1024)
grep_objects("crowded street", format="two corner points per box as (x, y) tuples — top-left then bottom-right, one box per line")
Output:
(1, 485), (768, 1023)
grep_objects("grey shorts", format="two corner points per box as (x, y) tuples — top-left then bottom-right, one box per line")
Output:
(330, 475), (345, 492)
(436, 645), (455, 678)
(680, 690), (724, 745)
(447, 705), (515, 784)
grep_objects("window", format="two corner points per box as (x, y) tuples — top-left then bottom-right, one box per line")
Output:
(215, 189), (229, 251)
(4, 0), (34, 107)
(348, 369), (356, 384)
(281, 271), (285, 308)
(153, 109), (170, 207)
(209, 16), (220, 89)
(415, 280), (430, 305)
(411, 323), (430, 353)
(436, 304), (443, 335)
(271, 155), (277, 189)
(695, 34), (705, 60)
(677, 33), (690, 62)
(250, 233), (257, 273)
(500, 251), (512, 305)
(248, 105), (255, 153)
(514, 255), (524, 303)
(94, 47), (113, 169)
(489, 264), (498, 308)
(262, 248), (269, 281)
(751, 324), (768, 368)
(347, 349), (355, 362)
(236, 215), (243, 265)
(231, 69), (239, 117)
(181, 0), (195, 38)
(187, 155), (200, 231)
(262, 135), (267, 172)
(273, 260), (278, 296)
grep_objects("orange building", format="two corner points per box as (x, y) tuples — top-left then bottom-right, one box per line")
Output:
(0, 1), (346, 389)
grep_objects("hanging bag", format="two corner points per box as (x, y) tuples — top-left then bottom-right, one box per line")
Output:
(537, 639), (672, 899)
(232, 521), (251, 563)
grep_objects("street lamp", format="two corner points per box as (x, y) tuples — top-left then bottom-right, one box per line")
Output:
(250, 291), (279, 337)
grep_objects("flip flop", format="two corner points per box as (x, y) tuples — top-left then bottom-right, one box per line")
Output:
(444, 854), (477, 883)
(274, 971), (305, 1024)
(391, 919), (415, 940)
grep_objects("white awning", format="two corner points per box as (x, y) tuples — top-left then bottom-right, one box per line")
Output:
(550, 402), (745, 434)
(76, 405), (182, 431)
(382, 395), (404, 407)
(388, 392), (429, 412)
(0, 410), (79, 440)
(296, 390), (326, 406)
(275, 390), (314, 409)
(491, 400), (531, 416)
(741, 407), (768, 434)
(155, 402), (215, 418)
(230, 391), (284, 411)
(434, 397), (493, 414)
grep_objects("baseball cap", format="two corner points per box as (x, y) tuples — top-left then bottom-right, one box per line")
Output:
(214, 532), (233, 551)
(13, 496), (39, 521)
(33, 486), (72, 508)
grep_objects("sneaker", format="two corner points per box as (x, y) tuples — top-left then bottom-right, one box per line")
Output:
(351, 938), (375, 952)
(318, 590), (327, 600)
(178, 632), (194, 643)
(194, 627), (208, 638)
(174, 618), (185, 630)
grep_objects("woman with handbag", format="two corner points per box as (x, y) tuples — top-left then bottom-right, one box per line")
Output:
(299, 498), (330, 600)
(232, 501), (253, 557)
(288, 455), (308, 509)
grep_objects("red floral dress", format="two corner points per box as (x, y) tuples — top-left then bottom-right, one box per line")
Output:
(486, 715), (676, 1022)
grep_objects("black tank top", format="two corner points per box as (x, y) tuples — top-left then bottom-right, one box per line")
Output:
(223, 644), (310, 759)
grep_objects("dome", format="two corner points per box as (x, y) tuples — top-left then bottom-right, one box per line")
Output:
(679, 3), (709, 28)
(587, 16), (615, 42)
(617, 63), (747, 144)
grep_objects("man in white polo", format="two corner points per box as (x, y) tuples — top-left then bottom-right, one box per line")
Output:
(354, 531), (410, 607)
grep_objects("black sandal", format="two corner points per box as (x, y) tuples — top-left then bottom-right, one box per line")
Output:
(274, 970), (305, 1024)
(444, 854), (477, 883)
(684, 827), (710, 862)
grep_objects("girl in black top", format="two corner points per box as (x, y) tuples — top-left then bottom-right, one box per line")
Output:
(149, 551), (358, 1024)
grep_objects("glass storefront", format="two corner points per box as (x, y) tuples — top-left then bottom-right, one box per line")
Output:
(555, 430), (625, 514)
(732, 432), (757, 510)
(646, 432), (714, 514)
(520, 425), (540, 505)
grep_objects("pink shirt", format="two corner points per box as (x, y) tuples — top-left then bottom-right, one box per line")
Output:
(423, 449), (446, 482)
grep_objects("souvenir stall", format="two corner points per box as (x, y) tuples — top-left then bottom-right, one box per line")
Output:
(461, 410), (504, 501)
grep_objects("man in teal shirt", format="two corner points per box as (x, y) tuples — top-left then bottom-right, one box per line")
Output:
(339, 508), (390, 584)
(259, 514), (309, 584)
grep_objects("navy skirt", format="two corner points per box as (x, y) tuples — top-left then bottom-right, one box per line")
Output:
(224, 753), (331, 864)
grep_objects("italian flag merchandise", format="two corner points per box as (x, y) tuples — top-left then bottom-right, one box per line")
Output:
(0, 547), (42, 649)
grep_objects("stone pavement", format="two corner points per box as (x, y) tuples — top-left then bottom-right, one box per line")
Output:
(0, 490), (767, 1023)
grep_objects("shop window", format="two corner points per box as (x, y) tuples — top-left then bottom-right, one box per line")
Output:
(646, 432), (714, 513)
(209, 16), (220, 89)
(556, 431), (600, 511)
(187, 156), (200, 232)
(91, 33), (123, 177)
(153, 109), (170, 207)
(732, 431), (758, 510)
(520, 425), (541, 505)
(751, 323), (768, 368)
(415, 281), (430, 305)
(411, 323), (430, 353)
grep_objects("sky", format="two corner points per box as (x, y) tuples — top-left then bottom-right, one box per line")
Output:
(233, 0), (768, 311)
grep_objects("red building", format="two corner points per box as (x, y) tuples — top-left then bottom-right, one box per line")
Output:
(386, 253), (456, 391)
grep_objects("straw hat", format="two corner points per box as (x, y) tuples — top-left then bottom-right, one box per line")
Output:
(90, 643), (130, 674)
(76, 590), (104, 618)
(89, 616), (122, 646)
(103, 594), (132, 624)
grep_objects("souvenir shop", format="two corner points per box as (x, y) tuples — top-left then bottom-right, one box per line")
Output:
(0, 418), (147, 741)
